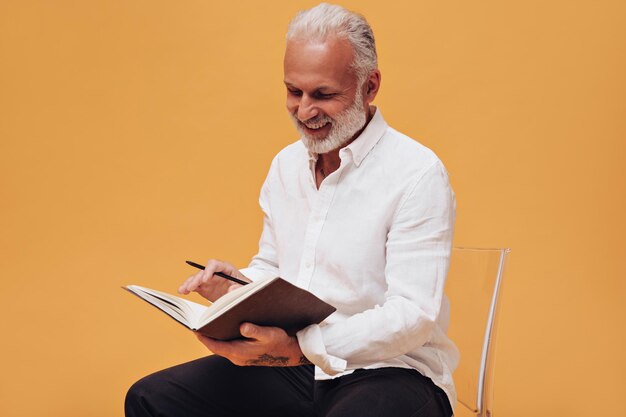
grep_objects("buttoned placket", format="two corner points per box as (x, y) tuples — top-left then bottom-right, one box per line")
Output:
(296, 149), (352, 289)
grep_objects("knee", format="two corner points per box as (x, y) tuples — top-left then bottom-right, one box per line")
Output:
(125, 374), (163, 416)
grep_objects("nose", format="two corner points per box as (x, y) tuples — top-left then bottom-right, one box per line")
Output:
(296, 94), (319, 122)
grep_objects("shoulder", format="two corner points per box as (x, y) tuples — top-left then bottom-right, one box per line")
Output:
(263, 139), (308, 182)
(374, 125), (448, 181)
(375, 127), (455, 217)
(273, 139), (308, 163)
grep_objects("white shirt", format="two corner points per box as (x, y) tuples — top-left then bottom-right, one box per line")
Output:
(240, 108), (459, 408)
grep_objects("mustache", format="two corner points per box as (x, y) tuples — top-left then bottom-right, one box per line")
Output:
(294, 114), (333, 128)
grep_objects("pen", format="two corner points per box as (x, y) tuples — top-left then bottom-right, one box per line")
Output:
(185, 260), (249, 286)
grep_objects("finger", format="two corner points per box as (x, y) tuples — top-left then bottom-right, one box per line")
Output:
(195, 333), (230, 356)
(226, 284), (243, 293)
(193, 269), (212, 290)
(240, 323), (271, 341)
(178, 274), (198, 294)
(203, 259), (222, 282)
(182, 271), (205, 293)
(204, 261), (242, 290)
(206, 259), (243, 282)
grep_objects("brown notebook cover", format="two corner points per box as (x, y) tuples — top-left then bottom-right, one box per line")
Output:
(197, 278), (336, 340)
(125, 278), (336, 341)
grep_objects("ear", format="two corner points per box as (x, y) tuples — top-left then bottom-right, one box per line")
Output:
(364, 69), (381, 104)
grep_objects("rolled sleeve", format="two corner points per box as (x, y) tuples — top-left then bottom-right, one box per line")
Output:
(297, 324), (347, 375)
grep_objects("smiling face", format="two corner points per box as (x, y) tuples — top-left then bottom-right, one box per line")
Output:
(284, 36), (376, 154)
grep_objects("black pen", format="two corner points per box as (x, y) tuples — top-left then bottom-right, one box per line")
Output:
(185, 260), (249, 286)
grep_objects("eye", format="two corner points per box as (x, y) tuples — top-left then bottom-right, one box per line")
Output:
(314, 92), (336, 100)
(287, 88), (302, 97)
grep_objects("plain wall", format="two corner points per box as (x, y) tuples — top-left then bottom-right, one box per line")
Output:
(1, 1), (624, 416)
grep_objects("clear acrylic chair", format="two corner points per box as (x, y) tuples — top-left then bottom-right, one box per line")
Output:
(445, 247), (510, 417)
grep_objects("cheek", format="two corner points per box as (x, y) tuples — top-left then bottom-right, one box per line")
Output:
(324, 103), (347, 120)
(285, 96), (298, 113)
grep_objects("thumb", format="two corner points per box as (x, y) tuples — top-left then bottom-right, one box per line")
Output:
(240, 323), (265, 340)
(227, 283), (243, 293)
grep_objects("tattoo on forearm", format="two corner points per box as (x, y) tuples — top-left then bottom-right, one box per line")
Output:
(246, 354), (289, 366)
(299, 355), (311, 365)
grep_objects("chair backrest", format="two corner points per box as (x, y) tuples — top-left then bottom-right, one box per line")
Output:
(445, 247), (510, 417)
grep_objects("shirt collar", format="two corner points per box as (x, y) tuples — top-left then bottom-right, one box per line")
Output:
(343, 106), (387, 167)
(307, 106), (388, 168)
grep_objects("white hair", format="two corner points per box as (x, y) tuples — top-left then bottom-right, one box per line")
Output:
(286, 3), (378, 81)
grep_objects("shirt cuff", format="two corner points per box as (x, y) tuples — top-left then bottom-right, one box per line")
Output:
(297, 324), (347, 375)
(237, 267), (277, 282)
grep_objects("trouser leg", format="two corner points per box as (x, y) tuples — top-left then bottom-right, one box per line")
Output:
(314, 368), (453, 417)
(125, 355), (314, 417)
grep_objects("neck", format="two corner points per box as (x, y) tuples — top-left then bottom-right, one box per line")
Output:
(317, 150), (340, 179)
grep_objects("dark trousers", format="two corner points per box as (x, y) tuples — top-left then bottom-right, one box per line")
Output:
(125, 355), (452, 417)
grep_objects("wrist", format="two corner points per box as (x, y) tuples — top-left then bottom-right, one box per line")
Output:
(286, 335), (309, 366)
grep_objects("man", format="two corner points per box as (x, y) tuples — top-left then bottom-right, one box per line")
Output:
(126, 3), (457, 417)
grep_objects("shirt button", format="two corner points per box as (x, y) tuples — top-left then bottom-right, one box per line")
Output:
(305, 262), (312, 269)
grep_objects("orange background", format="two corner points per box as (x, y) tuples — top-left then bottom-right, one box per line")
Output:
(1, 1), (624, 416)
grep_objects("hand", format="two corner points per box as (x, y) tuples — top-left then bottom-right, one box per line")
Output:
(178, 259), (250, 302)
(195, 323), (311, 367)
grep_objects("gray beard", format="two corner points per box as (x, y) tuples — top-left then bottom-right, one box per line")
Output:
(291, 89), (367, 154)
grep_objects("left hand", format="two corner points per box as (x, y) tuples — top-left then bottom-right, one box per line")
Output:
(195, 323), (311, 367)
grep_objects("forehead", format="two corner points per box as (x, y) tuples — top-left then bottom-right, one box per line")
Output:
(283, 36), (358, 89)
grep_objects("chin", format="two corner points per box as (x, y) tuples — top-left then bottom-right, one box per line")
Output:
(300, 130), (350, 154)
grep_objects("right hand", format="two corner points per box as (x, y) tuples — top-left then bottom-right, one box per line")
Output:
(178, 259), (249, 302)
